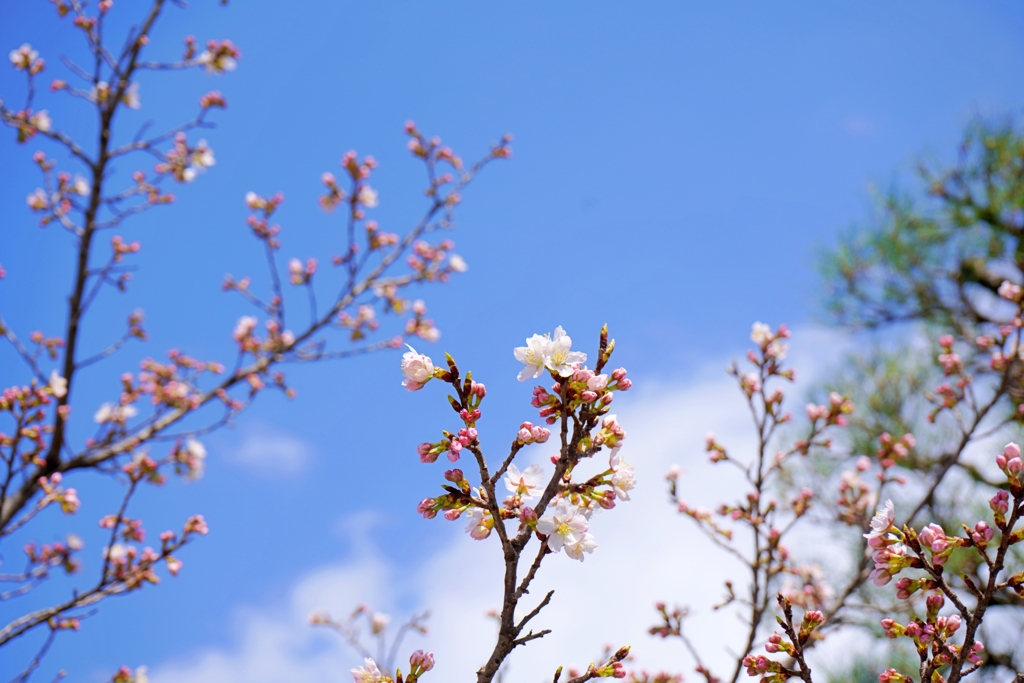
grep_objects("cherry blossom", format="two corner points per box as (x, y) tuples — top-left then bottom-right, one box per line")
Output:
(30, 110), (50, 133)
(544, 325), (587, 376)
(94, 402), (138, 424)
(504, 463), (544, 500)
(609, 450), (635, 501)
(1, 4), (514, 674)
(49, 369), (67, 397)
(197, 39), (240, 74)
(357, 185), (379, 208)
(26, 187), (47, 210)
(464, 508), (492, 540)
(351, 658), (385, 683)
(123, 82), (141, 109)
(537, 499), (591, 558)
(448, 254), (468, 272)
(751, 321), (772, 345)
(563, 531), (598, 561)
(864, 499), (896, 548)
(9, 44), (39, 70)
(182, 439), (207, 479)
(400, 345), (434, 391)
(514, 332), (550, 381)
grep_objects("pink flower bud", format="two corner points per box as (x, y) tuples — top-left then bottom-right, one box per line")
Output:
(990, 490), (1009, 515)
(409, 650), (435, 672)
(573, 368), (594, 382)
(417, 499), (437, 519)
(879, 669), (905, 683)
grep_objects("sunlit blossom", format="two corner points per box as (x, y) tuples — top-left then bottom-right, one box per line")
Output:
(537, 499), (590, 557)
(350, 657), (384, 683)
(609, 450), (635, 501)
(514, 332), (549, 381)
(544, 326), (586, 376)
(504, 463), (544, 500)
(400, 345), (434, 391)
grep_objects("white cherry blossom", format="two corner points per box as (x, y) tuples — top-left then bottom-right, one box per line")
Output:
(9, 44), (38, 70)
(30, 110), (50, 133)
(233, 316), (257, 341)
(192, 140), (215, 169)
(122, 81), (141, 109)
(48, 369), (67, 398)
(357, 185), (379, 208)
(184, 438), (207, 479)
(103, 543), (130, 562)
(864, 499), (896, 543)
(94, 402), (138, 424)
(504, 463), (544, 500)
(26, 188), (47, 211)
(563, 532), (598, 561)
(351, 658), (384, 683)
(197, 49), (237, 74)
(71, 176), (89, 196)
(87, 82), (111, 104)
(537, 499), (589, 555)
(751, 321), (772, 345)
(766, 339), (788, 360)
(448, 254), (468, 272)
(514, 333), (550, 381)
(609, 450), (635, 501)
(543, 326), (586, 377)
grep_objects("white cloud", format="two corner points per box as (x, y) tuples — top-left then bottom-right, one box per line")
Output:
(226, 424), (314, 477)
(153, 326), (857, 683)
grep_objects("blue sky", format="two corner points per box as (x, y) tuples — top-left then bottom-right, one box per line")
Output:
(2, 1), (1024, 681)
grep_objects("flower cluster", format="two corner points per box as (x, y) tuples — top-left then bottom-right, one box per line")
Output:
(196, 39), (240, 74)
(411, 325), (633, 563)
(9, 43), (44, 74)
(880, 593), (985, 674)
(1, 2), (511, 677)
(537, 499), (598, 560)
(350, 650), (434, 683)
(515, 326), (588, 381)
(154, 133), (215, 183)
